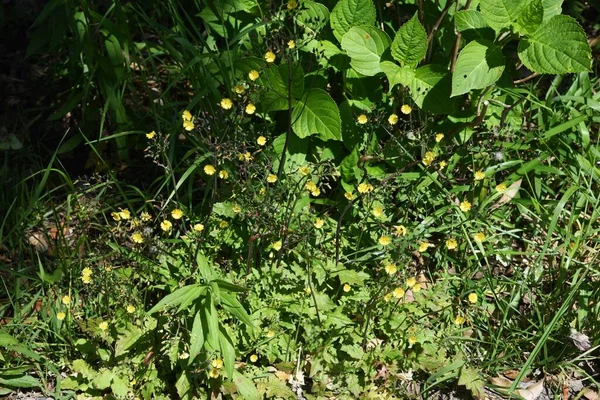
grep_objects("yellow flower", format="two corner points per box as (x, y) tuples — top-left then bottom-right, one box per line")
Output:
(267, 174), (278, 183)
(299, 165), (310, 176)
(220, 98), (233, 110)
(304, 287), (312, 295)
(288, 40), (295, 49)
(343, 284), (351, 292)
(62, 295), (71, 305)
(160, 220), (173, 232)
(99, 321), (109, 331)
(422, 151), (436, 166)
(219, 220), (229, 229)
(406, 277), (417, 287)
(446, 238), (457, 250)
(408, 336), (417, 345)
(257, 136), (267, 146)
(140, 211), (151, 222)
(473, 232), (486, 243)
(232, 204), (242, 214)
(287, 0), (298, 9)
(264, 51), (276, 63)
(372, 206), (384, 218)
(250, 354), (258, 362)
(378, 235), (392, 246)
(388, 114), (398, 125)
(218, 170), (229, 179)
(182, 110), (192, 121)
(118, 209), (131, 220)
(384, 263), (397, 275)
(468, 293), (478, 304)
(412, 283), (421, 293)
(179, 352), (190, 360)
(259, 187), (266, 195)
(82, 267), (92, 277)
(357, 114), (368, 124)
(234, 84), (246, 94)
(56, 312), (66, 321)
(418, 242), (430, 252)
(439, 160), (447, 169)
(183, 120), (195, 131)
(474, 170), (485, 181)
(146, 131), (156, 139)
(454, 315), (466, 325)
(272, 240), (282, 251)
(131, 232), (144, 244)
(126, 304), (136, 313)
(266, 330), (275, 338)
(248, 70), (260, 81)
(171, 209), (184, 220)
(305, 181), (318, 193)
(459, 200), (472, 212)
(204, 165), (216, 175)
(495, 183), (507, 193)
(344, 192), (354, 200)
(245, 103), (256, 114)
(384, 293), (392, 302)
(212, 358), (224, 369)
(400, 104), (412, 114)
(193, 223), (204, 232)
(238, 152), (253, 162)
(394, 225), (408, 236)
(435, 133), (444, 142)
(111, 212), (121, 221)
(209, 368), (220, 378)
(314, 218), (324, 229)
(81, 275), (92, 284)
(357, 183), (374, 194)
(393, 287), (405, 299)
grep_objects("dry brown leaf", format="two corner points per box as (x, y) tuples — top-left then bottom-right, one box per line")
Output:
(489, 376), (512, 388)
(28, 231), (49, 253)
(491, 179), (522, 210)
(275, 370), (290, 381)
(517, 379), (545, 400)
(582, 388), (599, 400)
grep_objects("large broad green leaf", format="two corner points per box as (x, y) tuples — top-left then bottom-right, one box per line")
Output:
(451, 40), (505, 97)
(219, 328), (236, 378)
(408, 65), (455, 114)
(259, 63), (304, 112)
(297, 0), (329, 33)
(515, 0), (543, 35)
(330, 0), (376, 42)
(340, 146), (360, 182)
(292, 89), (341, 141)
(221, 291), (254, 328)
(390, 12), (427, 68)
(454, 10), (495, 41)
(380, 61), (414, 90)
(148, 285), (205, 314)
(480, 0), (526, 31)
(517, 15), (591, 74)
(188, 310), (205, 365)
(341, 26), (391, 76)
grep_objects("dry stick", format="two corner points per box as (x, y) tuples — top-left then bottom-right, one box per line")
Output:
(277, 62), (294, 178)
(513, 72), (540, 85)
(450, 0), (471, 73)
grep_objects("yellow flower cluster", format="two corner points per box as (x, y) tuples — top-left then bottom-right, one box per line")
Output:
(446, 237), (457, 250)
(209, 358), (224, 378)
(182, 110), (194, 131)
(305, 181), (320, 197)
(357, 182), (374, 194)
(394, 225), (408, 236)
(81, 267), (92, 284)
(111, 208), (131, 221)
(422, 151), (436, 166)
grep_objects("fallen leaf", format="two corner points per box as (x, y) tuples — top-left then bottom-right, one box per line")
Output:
(274, 370), (290, 381)
(582, 388), (599, 400)
(489, 376), (512, 388)
(491, 179), (522, 210)
(517, 379), (545, 400)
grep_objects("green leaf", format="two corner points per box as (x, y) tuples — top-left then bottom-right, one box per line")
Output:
(292, 89), (341, 141)
(542, 0), (563, 21)
(380, 61), (414, 90)
(93, 369), (113, 390)
(408, 65), (455, 114)
(458, 366), (485, 399)
(0, 374), (41, 388)
(390, 13), (427, 68)
(115, 325), (143, 357)
(206, 296), (220, 351)
(330, 0), (376, 42)
(517, 15), (591, 74)
(148, 285), (205, 314)
(219, 328), (236, 378)
(176, 373), (191, 400)
(232, 370), (261, 400)
(451, 40), (505, 97)
(188, 311), (205, 365)
(515, 0), (544, 35)
(0, 332), (18, 347)
(259, 63), (304, 100)
(111, 375), (129, 397)
(341, 26), (391, 76)
(297, 0), (330, 33)
(340, 146), (360, 182)
(480, 0), (527, 31)
(454, 10), (495, 41)
(221, 292), (254, 328)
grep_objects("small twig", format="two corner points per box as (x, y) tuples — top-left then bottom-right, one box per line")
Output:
(513, 72), (540, 85)
(427, 0), (456, 44)
(451, 0), (471, 73)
